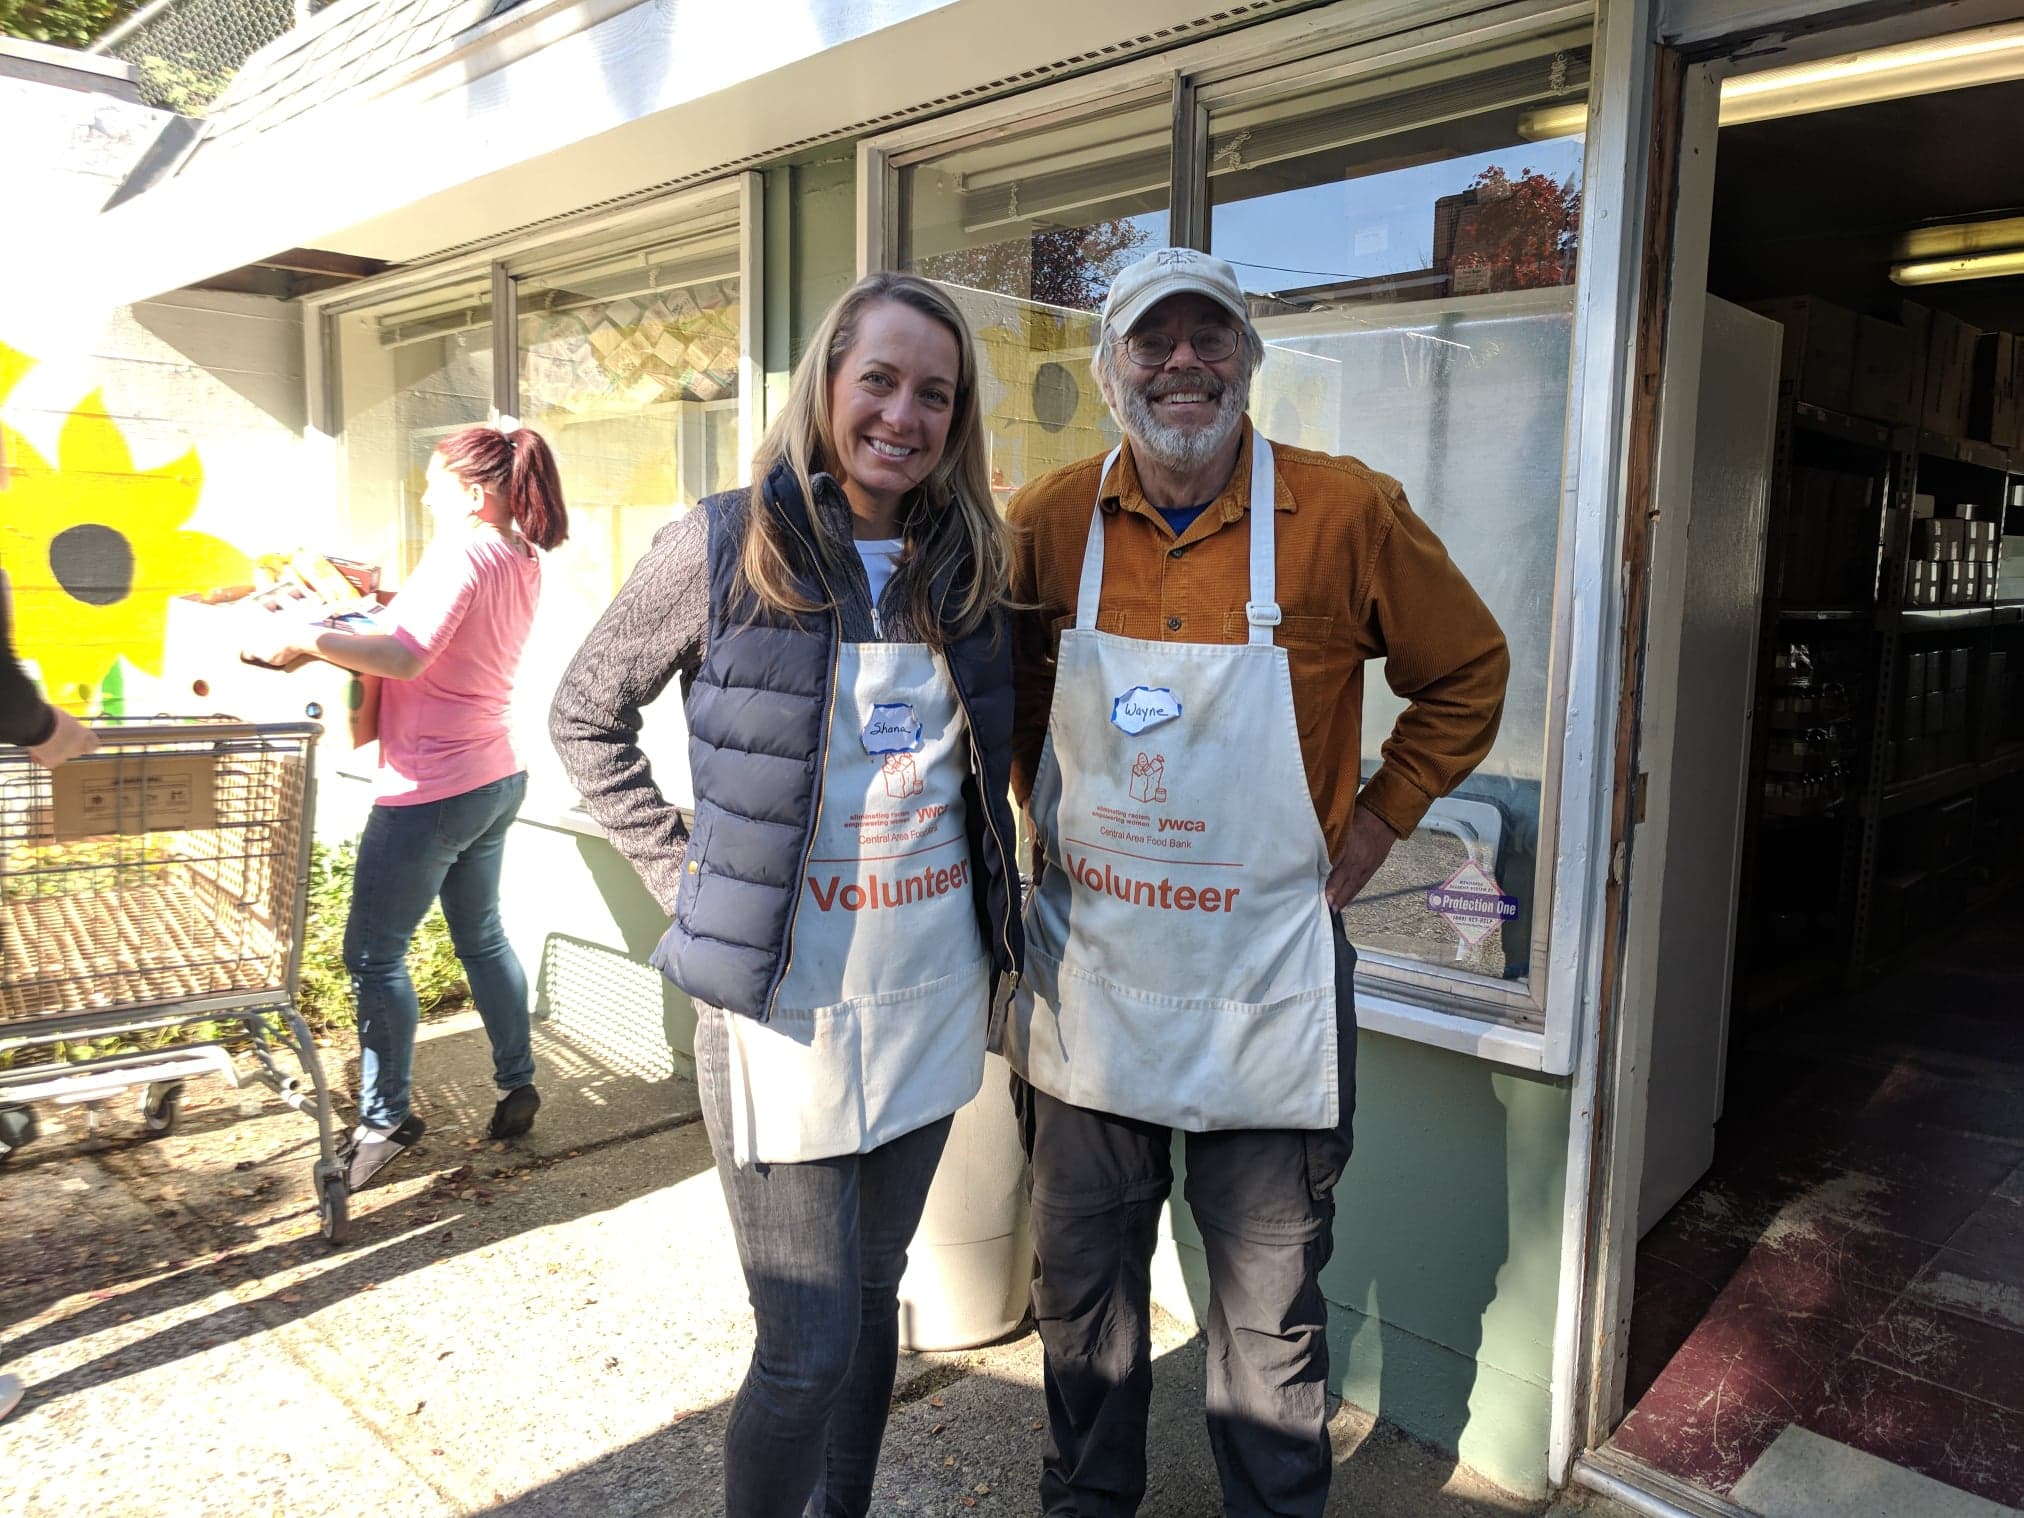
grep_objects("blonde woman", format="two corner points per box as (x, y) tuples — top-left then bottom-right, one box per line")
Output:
(551, 271), (1021, 1517)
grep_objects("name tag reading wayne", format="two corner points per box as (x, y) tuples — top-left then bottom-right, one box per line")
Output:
(862, 702), (923, 754)
(1111, 685), (1182, 736)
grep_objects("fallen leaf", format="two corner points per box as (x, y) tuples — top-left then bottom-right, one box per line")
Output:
(959, 1500), (977, 1510)
(411, 1400), (425, 1416)
(943, 1457), (956, 1468)
(929, 1395), (944, 1409)
(974, 1483), (991, 1495)
(930, 1422), (946, 1436)
(438, 1350), (454, 1360)
(278, 1292), (302, 1304)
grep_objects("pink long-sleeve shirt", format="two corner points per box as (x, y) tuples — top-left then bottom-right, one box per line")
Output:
(375, 525), (542, 807)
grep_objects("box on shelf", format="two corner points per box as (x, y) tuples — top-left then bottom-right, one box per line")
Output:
(1751, 296), (1858, 413)
(1969, 331), (2021, 449)
(1851, 315), (1916, 423)
(1905, 299), (1980, 439)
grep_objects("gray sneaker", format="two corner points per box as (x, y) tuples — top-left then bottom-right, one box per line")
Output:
(346, 1114), (425, 1192)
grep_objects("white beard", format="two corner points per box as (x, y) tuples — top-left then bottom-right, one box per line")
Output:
(1118, 370), (1249, 475)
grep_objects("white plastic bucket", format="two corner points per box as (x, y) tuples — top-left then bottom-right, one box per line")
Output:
(897, 1052), (1034, 1351)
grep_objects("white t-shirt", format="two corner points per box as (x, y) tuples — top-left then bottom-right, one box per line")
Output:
(855, 538), (903, 627)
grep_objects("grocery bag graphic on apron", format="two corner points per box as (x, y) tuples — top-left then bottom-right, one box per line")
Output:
(720, 641), (991, 1164)
(1005, 436), (1339, 1131)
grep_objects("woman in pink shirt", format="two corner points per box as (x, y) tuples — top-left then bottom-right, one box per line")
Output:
(254, 425), (568, 1190)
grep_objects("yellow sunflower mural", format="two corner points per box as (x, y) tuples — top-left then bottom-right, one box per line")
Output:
(0, 341), (248, 712)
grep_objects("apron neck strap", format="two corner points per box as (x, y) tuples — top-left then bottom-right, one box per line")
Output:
(1075, 436), (1281, 647)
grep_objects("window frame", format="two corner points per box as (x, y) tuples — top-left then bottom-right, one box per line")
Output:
(860, 0), (1612, 1074)
(302, 172), (765, 820)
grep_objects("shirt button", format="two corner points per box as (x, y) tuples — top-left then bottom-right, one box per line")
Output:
(1168, 546), (1185, 559)
(1167, 616), (1182, 631)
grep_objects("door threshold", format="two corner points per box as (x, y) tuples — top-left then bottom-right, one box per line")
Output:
(1574, 1447), (1758, 1518)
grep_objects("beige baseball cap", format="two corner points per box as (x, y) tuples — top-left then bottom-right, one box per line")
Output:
(1100, 248), (1249, 335)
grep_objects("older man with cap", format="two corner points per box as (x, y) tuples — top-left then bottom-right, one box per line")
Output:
(1002, 247), (1509, 1516)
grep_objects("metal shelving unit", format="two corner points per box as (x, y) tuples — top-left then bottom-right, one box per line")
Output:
(1739, 394), (2020, 1005)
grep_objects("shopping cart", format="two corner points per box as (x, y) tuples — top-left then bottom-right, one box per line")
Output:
(0, 718), (352, 1242)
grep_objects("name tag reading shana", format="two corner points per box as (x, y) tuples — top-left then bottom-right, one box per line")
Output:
(1111, 685), (1182, 736)
(862, 702), (924, 754)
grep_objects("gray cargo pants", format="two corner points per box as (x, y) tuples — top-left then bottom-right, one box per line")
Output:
(1012, 917), (1358, 1517)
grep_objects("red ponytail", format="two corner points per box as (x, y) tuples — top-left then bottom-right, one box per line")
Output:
(435, 424), (569, 551)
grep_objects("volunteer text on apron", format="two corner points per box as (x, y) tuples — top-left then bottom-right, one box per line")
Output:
(1005, 436), (1339, 1131)
(719, 640), (991, 1165)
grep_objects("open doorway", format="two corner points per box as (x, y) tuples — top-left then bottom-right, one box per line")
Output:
(1604, 33), (2024, 1518)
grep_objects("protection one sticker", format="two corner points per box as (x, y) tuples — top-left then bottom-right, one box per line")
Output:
(1111, 685), (1182, 735)
(861, 702), (923, 754)
(1426, 860), (1519, 948)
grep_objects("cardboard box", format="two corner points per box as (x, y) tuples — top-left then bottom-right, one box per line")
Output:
(1970, 331), (2021, 448)
(1904, 299), (1981, 438)
(158, 595), (360, 734)
(51, 752), (219, 841)
(1751, 296), (1859, 413)
(1913, 303), (1980, 438)
(1851, 315), (1917, 423)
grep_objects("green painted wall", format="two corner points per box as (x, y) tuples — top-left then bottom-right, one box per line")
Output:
(1166, 1032), (1571, 1498)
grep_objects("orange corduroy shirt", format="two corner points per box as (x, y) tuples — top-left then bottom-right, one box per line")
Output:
(1007, 421), (1510, 861)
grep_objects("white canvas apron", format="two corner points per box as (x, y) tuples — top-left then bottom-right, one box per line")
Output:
(719, 641), (991, 1165)
(1005, 436), (1339, 1131)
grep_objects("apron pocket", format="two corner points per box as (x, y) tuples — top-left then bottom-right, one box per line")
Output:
(1026, 946), (1335, 1132)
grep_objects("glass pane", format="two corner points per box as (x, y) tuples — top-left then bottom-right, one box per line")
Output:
(335, 277), (494, 581)
(515, 224), (744, 805)
(1211, 31), (1592, 991)
(900, 99), (1172, 502)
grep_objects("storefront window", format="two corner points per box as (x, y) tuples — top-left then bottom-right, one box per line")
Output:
(878, 20), (1594, 1018)
(897, 99), (1171, 504)
(1208, 30), (1590, 994)
(334, 277), (494, 580)
(513, 225), (743, 804)
(328, 199), (750, 812)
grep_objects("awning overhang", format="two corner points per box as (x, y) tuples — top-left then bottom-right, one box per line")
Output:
(14, 0), (1259, 309)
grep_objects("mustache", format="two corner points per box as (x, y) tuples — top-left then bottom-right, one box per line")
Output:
(1144, 371), (1226, 400)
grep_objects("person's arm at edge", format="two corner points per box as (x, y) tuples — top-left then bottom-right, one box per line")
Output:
(550, 509), (710, 914)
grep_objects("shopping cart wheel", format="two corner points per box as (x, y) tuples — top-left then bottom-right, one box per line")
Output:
(140, 1083), (184, 1138)
(318, 1170), (350, 1244)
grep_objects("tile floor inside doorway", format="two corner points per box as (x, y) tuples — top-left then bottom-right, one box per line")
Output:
(1614, 908), (2024, 1510)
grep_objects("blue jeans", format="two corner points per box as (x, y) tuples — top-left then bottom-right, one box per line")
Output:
(345, 772), (534, 1130)
(694, 1005), (952, 1518)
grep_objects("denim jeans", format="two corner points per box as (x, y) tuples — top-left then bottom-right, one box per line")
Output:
(345, 771), (533, 1130)
(1014, 917), (1358, 1518)
(693, 1005), (953, 1518)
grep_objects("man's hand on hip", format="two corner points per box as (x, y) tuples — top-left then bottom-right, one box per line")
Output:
(1325, 804), (1398, 911)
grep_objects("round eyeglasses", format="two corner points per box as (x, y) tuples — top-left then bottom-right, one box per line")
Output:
(1118, 324), (1241, 367)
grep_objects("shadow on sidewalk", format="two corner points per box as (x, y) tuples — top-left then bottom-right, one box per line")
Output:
(0, 1013), (709, 1405)
(481, 1333), (1543, 1518)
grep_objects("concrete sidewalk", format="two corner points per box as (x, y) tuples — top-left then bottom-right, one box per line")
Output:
(1, 1010), (1636, 1516)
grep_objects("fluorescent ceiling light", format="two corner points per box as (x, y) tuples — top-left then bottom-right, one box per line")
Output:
(1895, 214), (2024, 260)
(1891, 248), (2024, 286)
(1515, 18), (2024, 140)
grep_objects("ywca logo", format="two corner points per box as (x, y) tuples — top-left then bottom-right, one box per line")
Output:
(1128, 751), (1168, 804)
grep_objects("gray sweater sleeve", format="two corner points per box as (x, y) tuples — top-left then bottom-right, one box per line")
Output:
(550, 508), (710, 914)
